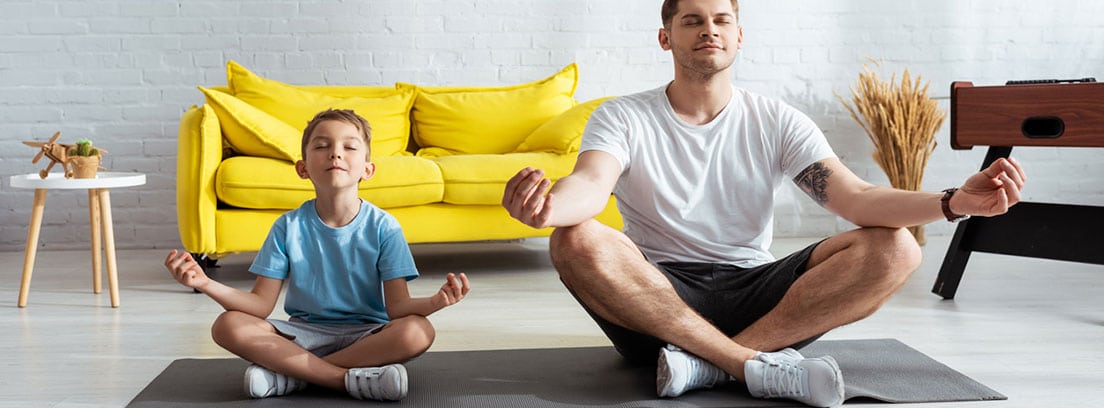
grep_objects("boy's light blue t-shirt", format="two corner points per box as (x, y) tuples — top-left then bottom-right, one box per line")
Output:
(249, 199), (419, 324)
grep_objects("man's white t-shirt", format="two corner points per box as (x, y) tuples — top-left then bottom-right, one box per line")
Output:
(580, 84), (836, 267)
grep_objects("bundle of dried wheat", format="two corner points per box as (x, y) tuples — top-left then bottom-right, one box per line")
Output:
(835, 61), (945, 244)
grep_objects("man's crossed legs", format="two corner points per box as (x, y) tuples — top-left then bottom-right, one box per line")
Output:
(549, 220), (921, 407)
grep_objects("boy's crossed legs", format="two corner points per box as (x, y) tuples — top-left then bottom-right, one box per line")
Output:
(212, 312), (435, 400)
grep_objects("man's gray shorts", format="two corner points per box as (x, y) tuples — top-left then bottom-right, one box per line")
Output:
(575, 240), (825, 365)
(268, 317), (385, 357)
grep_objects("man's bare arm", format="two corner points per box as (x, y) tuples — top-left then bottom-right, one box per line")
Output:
(793, 157), (1025, 227)
(793, 161), (832, 206)
(502, 150), (621, 229)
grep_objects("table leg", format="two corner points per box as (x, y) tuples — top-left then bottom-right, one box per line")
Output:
(97, 189), (120, 308)
(18, 189), (48, 308)
(89, 189), (103, 294)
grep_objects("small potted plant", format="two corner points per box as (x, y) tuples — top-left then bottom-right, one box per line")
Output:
(67, 138), (106, 179)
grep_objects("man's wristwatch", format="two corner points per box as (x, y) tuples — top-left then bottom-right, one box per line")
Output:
(941, 188), (970, 222)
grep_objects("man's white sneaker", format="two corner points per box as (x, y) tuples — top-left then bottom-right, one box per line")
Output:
(656, 344), (732, 397)
(244, 364), (307, 398)
(744, 353), (845, 407)
(756, 347), (804, 364)
(345, 364), (408, 401)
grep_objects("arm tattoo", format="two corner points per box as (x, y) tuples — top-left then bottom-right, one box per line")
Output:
(794, 162), (832, 205)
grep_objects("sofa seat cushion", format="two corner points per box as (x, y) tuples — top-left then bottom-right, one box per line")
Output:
(217, 156), (444, 210)
(430, 152), (576, 205)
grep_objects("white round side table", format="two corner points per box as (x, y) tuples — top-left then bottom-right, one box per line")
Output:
(10, 172), (146, 308)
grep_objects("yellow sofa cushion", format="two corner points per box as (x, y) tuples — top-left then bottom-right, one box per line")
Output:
(430, 152), (576, 205)
(226, 61), (415, 157)
(216, 155), (444, 210)
(227, 60), (398, 99)
(405, 63), (578, 155)
(200, 87), (302, 162)
(515, 96), (615, 154)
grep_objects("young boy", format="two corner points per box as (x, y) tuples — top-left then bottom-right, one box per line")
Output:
(165, 108), (471, 401)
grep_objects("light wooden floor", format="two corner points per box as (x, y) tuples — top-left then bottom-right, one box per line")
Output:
(1, 236), (1101, 407)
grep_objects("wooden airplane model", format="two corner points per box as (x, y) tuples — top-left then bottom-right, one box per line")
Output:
(22, 131), (107, 179)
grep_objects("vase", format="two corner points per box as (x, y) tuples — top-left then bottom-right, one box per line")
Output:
(69, 156), (102, 179)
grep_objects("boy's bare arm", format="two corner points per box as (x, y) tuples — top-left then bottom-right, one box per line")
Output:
(383, 273), (470, 318)
(202, 276), (282, 318)
(164, 249), (282, 318)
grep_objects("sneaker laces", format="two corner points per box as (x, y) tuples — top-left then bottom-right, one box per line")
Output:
(761, 361), (807, 399)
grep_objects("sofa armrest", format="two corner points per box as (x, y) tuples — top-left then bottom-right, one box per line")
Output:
(176, 104), (223, 254)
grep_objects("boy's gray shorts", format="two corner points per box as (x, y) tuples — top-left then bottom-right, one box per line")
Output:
(267, 317), (385, 357)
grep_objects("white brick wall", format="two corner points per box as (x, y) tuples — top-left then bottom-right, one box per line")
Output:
(2, 0), (1102, 251)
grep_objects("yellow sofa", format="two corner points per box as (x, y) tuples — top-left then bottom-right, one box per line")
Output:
(176, 61), (622, 258)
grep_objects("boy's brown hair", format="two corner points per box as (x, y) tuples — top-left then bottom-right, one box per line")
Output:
(661, 0), (739, 28)
(300, 108), (373, 160)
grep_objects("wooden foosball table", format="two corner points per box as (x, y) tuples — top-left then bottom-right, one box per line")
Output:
(933, 78), (1104, 299)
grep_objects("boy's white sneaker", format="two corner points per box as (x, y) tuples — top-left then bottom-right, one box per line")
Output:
(346, 364), (408, 401)
(744, 352), (845, 407)
(244, 364), (307, 398)
(656, 344), (732, 397)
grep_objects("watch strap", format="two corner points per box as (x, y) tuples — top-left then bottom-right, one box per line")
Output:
(941, 188), (968, 222)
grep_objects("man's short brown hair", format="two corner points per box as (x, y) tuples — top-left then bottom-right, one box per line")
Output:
(300, 108), (373, 161)
(661, 0), (740, 28)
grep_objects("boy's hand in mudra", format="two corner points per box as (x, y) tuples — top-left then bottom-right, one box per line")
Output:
(430, 272), (470, 310)
(164, 249), (211, 291)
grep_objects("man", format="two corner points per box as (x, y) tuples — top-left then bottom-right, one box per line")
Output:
(502, 0), (1026, 406)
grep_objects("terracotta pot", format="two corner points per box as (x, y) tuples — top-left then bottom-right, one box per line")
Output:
(69, 155), (101, 179)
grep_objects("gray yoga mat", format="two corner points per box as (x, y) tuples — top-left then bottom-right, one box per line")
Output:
(128, 338), (1005, 407)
